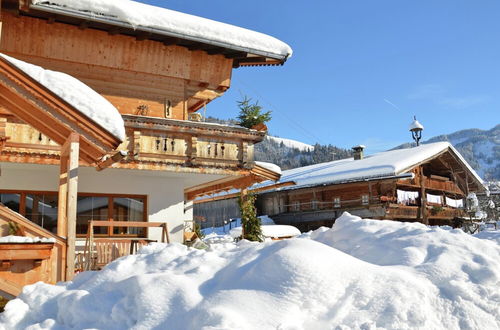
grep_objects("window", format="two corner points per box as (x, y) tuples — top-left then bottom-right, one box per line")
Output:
(311, 200), (319, 210)
(112, 197), (145, 236)
(76, 196), (109, 235)
(0, 190), (147, 237)
(26, 193), (58, 234)
(361, 194), (369, 205)
(0, 193), (21, 213)
(333, 197), (341, 208)
(291, 201), (300, 212)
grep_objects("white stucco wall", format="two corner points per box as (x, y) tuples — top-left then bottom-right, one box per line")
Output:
(0, 162), (222, 243)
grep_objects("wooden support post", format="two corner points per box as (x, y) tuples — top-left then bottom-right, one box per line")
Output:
(57, 153), (68, 238)
(420, 166), (428, 225)
(57, 133), (80, 280)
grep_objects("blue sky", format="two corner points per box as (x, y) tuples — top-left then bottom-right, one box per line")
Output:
(142, 0), (499, 153)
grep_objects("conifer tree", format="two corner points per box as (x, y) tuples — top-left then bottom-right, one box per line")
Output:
(236, 96), (271, 129)
(238, 192), (262, 241)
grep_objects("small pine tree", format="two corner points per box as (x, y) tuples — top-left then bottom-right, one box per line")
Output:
(236, 96), (271, 129)
(238, 192), (262, 241)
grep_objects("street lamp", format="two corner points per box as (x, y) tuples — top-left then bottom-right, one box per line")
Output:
(409, 116), (424, 146)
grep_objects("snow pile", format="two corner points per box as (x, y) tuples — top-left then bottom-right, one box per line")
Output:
(0, 53), (125, 141)
(229, 225), (301, 239)
(0, 236), (56, 243)
(31, 0), (292, 59)
(474, 230), (500, 245)
(267, 136), (314, 152)
(2, 213), (500, 329)
(202, 215), (276, 236)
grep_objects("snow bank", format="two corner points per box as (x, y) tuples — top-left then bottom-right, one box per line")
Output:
(0, 236), (55, 243)
(0, 53), (125, 141)
(2, 213), (499, 329)
(474, 230), (500, 245)
(229, 225), (301, 239)
(31, 0), (292, 59)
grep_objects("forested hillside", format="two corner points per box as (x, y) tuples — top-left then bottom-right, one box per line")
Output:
(395, 124), (499, 180)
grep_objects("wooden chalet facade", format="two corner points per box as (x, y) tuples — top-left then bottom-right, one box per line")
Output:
(0, 0), (290, 296)
(256, 143), (484, 231)
(196, 143), (485, 232)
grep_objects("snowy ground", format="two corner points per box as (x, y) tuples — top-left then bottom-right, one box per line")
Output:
(1, 213), (499, 329)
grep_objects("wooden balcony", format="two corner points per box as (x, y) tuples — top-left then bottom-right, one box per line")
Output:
(0, 115), (266, 175)
(385, 204), (419, 219)
(386, 204), (466, 220)
(397, 176), (464, 195)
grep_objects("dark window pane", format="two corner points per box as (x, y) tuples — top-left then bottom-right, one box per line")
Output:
(113, 197), (145, 236)
(77, 196), (109, 235)
(0, 193), (20, 213)
(25, 194), (58, 234)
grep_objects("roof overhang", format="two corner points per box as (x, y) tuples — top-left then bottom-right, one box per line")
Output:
(5, 1), (289, 68)
(185, 163), (282, 201)
(399, 146), (485, 193)
(0, 56), (122, 164)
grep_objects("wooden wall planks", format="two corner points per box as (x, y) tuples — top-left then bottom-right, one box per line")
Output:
(0, 13), (233, 119)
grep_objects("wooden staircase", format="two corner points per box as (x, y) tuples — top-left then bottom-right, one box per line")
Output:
(0, 204), (66, 298)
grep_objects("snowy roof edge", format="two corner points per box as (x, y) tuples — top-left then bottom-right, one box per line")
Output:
(30, 1), (292, 61)
(259, 142), (485, 194)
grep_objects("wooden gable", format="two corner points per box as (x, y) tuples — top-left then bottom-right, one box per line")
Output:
(0, 56), (121, 164)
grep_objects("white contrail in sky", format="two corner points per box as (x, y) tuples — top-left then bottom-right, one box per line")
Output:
(383, 98), (402, 111)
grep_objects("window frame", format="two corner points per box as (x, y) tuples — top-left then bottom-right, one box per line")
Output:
(333, 197), (341, 208)
(361, 194), (370, 205)
(0, 189), (148, 238)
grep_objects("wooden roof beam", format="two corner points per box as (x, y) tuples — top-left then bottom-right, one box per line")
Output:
(136, 31), (151, 41)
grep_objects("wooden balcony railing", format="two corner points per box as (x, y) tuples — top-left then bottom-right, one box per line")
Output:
(385, 204), (419, 219)
(1, 115), (266, 173)
(386, 204), (465, 220)
(397, 176), (463, 194)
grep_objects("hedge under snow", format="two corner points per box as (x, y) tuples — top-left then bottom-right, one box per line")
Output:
(1, 213), (499, 329)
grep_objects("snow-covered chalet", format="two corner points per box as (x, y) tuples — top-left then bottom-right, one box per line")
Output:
(0, 0), (290, 297)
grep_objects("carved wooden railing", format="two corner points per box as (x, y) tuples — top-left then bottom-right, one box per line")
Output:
(0, 115), (266, 172)
(121, 115), (264, 169)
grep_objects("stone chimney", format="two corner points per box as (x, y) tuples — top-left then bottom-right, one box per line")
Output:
(352, 145), (365, 160)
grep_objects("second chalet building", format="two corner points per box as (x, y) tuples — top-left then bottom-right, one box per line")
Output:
(196, 142), (485, 231)
(0, 0), (291, 295)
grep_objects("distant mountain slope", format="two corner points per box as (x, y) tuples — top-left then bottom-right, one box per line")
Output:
(255, 137), (352, 171)
(266, 136), (314, 152)
(395, 124), (499, 180)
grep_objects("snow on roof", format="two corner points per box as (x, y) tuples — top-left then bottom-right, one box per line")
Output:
(258, 142), (483, 192)
(255, 161), (282, 175)
(31, 0), (292, 60)
(1, 53), (125, 141)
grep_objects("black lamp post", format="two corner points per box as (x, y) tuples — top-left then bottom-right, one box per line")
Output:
(409, 116), (424, 146)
